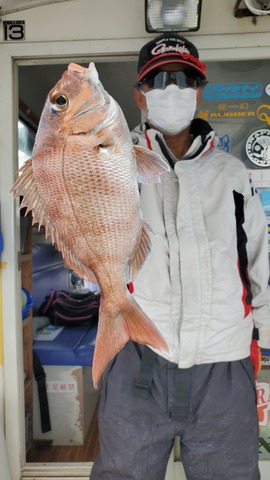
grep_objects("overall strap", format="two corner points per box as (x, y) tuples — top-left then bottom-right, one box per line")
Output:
(33, 350), (51, 433)
(171, 367), (191, 421)
(134, 346), (157, 399)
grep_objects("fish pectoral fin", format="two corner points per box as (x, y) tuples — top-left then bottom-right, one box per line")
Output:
(91, 293), (169, 389)
(134, 145), (170, 184)
(129, 221), (152, 281)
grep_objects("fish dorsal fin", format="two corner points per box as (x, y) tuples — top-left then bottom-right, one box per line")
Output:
(128, 220), (153, 281)
(134, 145), (170, 184)
(11, 159), (98, 286)
(88, 62), (99, 84)
(12, 158), (45, 221)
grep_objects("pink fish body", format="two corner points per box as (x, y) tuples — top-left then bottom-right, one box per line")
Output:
(12, 62), (169, 387)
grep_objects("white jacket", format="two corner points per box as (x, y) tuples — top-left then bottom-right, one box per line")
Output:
(132, 119), (270, 367)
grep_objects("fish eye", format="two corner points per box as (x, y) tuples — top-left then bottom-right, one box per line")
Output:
(51, 93), (69, 112)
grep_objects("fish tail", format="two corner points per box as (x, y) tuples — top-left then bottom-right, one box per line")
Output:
(92, 292), (168, 389)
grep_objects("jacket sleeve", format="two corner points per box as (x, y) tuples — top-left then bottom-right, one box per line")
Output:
(244, 177), (270, 349)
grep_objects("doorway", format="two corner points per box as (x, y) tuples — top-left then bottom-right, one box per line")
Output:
(2, 37), (270, 480)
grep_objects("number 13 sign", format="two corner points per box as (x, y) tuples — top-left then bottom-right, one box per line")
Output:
(3, 21), (25, 41)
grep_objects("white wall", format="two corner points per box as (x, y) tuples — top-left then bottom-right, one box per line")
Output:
(1, 0), (270, 42)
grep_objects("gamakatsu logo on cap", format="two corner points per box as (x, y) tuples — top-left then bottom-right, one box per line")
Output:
(151, 43), (190, 56)
(246, 129), (270, 167)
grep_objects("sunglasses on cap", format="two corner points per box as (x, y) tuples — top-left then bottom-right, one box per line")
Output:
(138, 69), (202, 90)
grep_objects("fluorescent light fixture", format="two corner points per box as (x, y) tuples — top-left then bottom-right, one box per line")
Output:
(145, 0), (202, 33)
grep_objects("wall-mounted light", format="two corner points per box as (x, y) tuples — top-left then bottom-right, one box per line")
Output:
(234, 0), (270, 19)
(145, 0), (202, 33)
(244, 0), (270, 14)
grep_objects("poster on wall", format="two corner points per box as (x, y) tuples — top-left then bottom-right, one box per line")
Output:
(199, 59), (270, 251)
(257, 350), (270, 459)
(197, 59), (270, 169)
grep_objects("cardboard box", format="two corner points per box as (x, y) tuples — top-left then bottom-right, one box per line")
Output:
(33, 364), (99, 445)
(33, 325), (99, 445)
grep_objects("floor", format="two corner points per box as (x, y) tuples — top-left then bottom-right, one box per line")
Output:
(26, 402), (99, 463)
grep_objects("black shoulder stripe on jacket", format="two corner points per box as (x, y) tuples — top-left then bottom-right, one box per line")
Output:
(233, 190), (253, 310)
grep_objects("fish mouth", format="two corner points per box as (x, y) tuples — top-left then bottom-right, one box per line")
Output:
(68, 62), (99, 85)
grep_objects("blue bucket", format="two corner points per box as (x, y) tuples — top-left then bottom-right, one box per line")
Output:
(22, 288), (34, 319)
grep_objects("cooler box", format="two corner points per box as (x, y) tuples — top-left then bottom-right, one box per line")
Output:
(33, 324), (97, 366)
(33, 325), (99, 446)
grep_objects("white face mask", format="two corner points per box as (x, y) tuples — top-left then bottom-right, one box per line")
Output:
(142, 84), (197, 135)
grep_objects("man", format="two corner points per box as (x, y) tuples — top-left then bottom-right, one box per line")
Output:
(91, 34), (270, 480)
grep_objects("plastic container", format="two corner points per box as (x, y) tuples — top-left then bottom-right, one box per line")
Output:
(22, 288), (34, 319)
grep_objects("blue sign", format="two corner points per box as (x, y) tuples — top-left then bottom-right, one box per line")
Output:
(203, 82), (262, 100)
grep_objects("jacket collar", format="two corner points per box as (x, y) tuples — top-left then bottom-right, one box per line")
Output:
(134, 119), (217, 168)
(183, 119), (217, 160)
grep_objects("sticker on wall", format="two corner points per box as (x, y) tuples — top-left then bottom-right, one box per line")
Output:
(217, 134), (230, 153)
(260, 190), (270, 213)
(3, 21), (25, 41)
(197, 109), (256, 121)
(257, 104), (270, 126)
(265, 84), (270, 97)
(202, 82), (262, 101)
(246, 129), (270, 167)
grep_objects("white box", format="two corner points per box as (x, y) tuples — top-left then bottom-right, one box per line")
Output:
(33, 365), (99, 445)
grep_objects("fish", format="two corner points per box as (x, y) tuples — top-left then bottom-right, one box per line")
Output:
(12, 62), (169, 388)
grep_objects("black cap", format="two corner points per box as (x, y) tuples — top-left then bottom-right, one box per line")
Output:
(137, 34), (207, 83)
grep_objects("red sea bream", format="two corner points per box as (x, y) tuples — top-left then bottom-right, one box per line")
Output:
(12, 62), (169, 387)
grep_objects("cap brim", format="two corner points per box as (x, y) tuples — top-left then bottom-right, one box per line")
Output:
(137, 56), (207, 82)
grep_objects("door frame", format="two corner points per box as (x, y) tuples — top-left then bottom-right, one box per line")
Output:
(1, 33), (270, 479)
